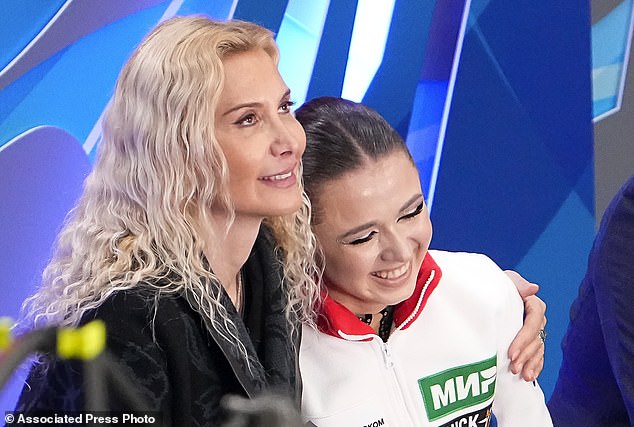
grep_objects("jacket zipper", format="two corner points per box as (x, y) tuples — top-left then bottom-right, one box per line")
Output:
(379, 338), (423, 426)
(382, 340), (394, 368)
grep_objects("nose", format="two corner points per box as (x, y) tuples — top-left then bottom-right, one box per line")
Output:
(380, 228), (410, 262)
(270, 116), (302, 157)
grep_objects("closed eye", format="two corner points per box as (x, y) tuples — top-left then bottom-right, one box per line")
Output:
(346, 231), (377, 245)
(398, 201), (425, 221)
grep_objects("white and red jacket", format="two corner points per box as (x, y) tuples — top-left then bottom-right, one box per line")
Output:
(300, 250), (552, 427)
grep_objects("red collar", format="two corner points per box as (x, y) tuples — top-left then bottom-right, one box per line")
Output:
(317, 252), (442, 341)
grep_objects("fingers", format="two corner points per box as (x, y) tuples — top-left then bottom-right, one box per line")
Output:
(520, 328), (547, 381)
(508, 295), (547, 381)
(514, 329), (545, 381)
(504, 270), (540, 298)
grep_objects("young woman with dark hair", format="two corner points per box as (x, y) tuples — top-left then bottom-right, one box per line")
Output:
(296, 97), (552, 426)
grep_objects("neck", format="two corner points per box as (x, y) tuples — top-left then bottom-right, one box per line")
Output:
(198, 212), (262, 303)
(370, 315), (381, 334)
(357, 306), (394, 341)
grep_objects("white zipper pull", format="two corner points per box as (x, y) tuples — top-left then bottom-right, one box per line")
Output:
(382, 341), (394, 368)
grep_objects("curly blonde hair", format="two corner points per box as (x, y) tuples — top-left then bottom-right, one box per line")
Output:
(21, 16), (321, 357)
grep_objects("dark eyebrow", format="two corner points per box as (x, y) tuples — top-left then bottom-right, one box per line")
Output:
(337, 193), (424, 242)
(401, 194), (425, 212)
(280, 88), (291, 101)
(221, 88), (291, 117)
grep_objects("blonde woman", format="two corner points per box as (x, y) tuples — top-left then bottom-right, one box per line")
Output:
(15, 16), (319, 425)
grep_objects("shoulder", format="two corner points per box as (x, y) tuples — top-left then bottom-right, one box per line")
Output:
(590, 174), (634, 294)
(592, 174), (634, 268)
(86, 287), (187, 324)
(621, 173), (634, 196)
(300, 323), (325, 350)
(600, 173), (634, 233)
(82, 286), (201, 351)
(428, 250), (519, 304)
(429, 249), (503, 277)
(599, 174), (634, 236)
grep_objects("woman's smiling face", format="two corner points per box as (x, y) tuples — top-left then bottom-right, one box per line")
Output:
(214, 49), (306, 219)
(312, 150), (432, 315)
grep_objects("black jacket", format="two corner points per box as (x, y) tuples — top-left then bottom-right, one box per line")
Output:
(15, 226), (301, 425)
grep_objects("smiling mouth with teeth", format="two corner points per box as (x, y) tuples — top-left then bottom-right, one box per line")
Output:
(260, 171), (293, 181)
(372, 262), (410, 280)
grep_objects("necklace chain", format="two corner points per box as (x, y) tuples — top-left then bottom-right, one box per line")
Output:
(235, 270), (243, 314)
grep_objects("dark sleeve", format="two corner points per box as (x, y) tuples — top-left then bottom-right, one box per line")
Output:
(14, 290), (248, 426)
(549, 174), (634, 425)
(15, 292), (172, 418)
(592, 176), (634, 420)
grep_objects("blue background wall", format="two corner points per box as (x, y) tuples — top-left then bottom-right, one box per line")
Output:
(1, 0), (628, 414)
(431, 0), (595, 399)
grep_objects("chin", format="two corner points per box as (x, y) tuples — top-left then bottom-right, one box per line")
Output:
(284, 192), (304, 210)
(265, 196), (303, 217)
(392, 277), (418, 305)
